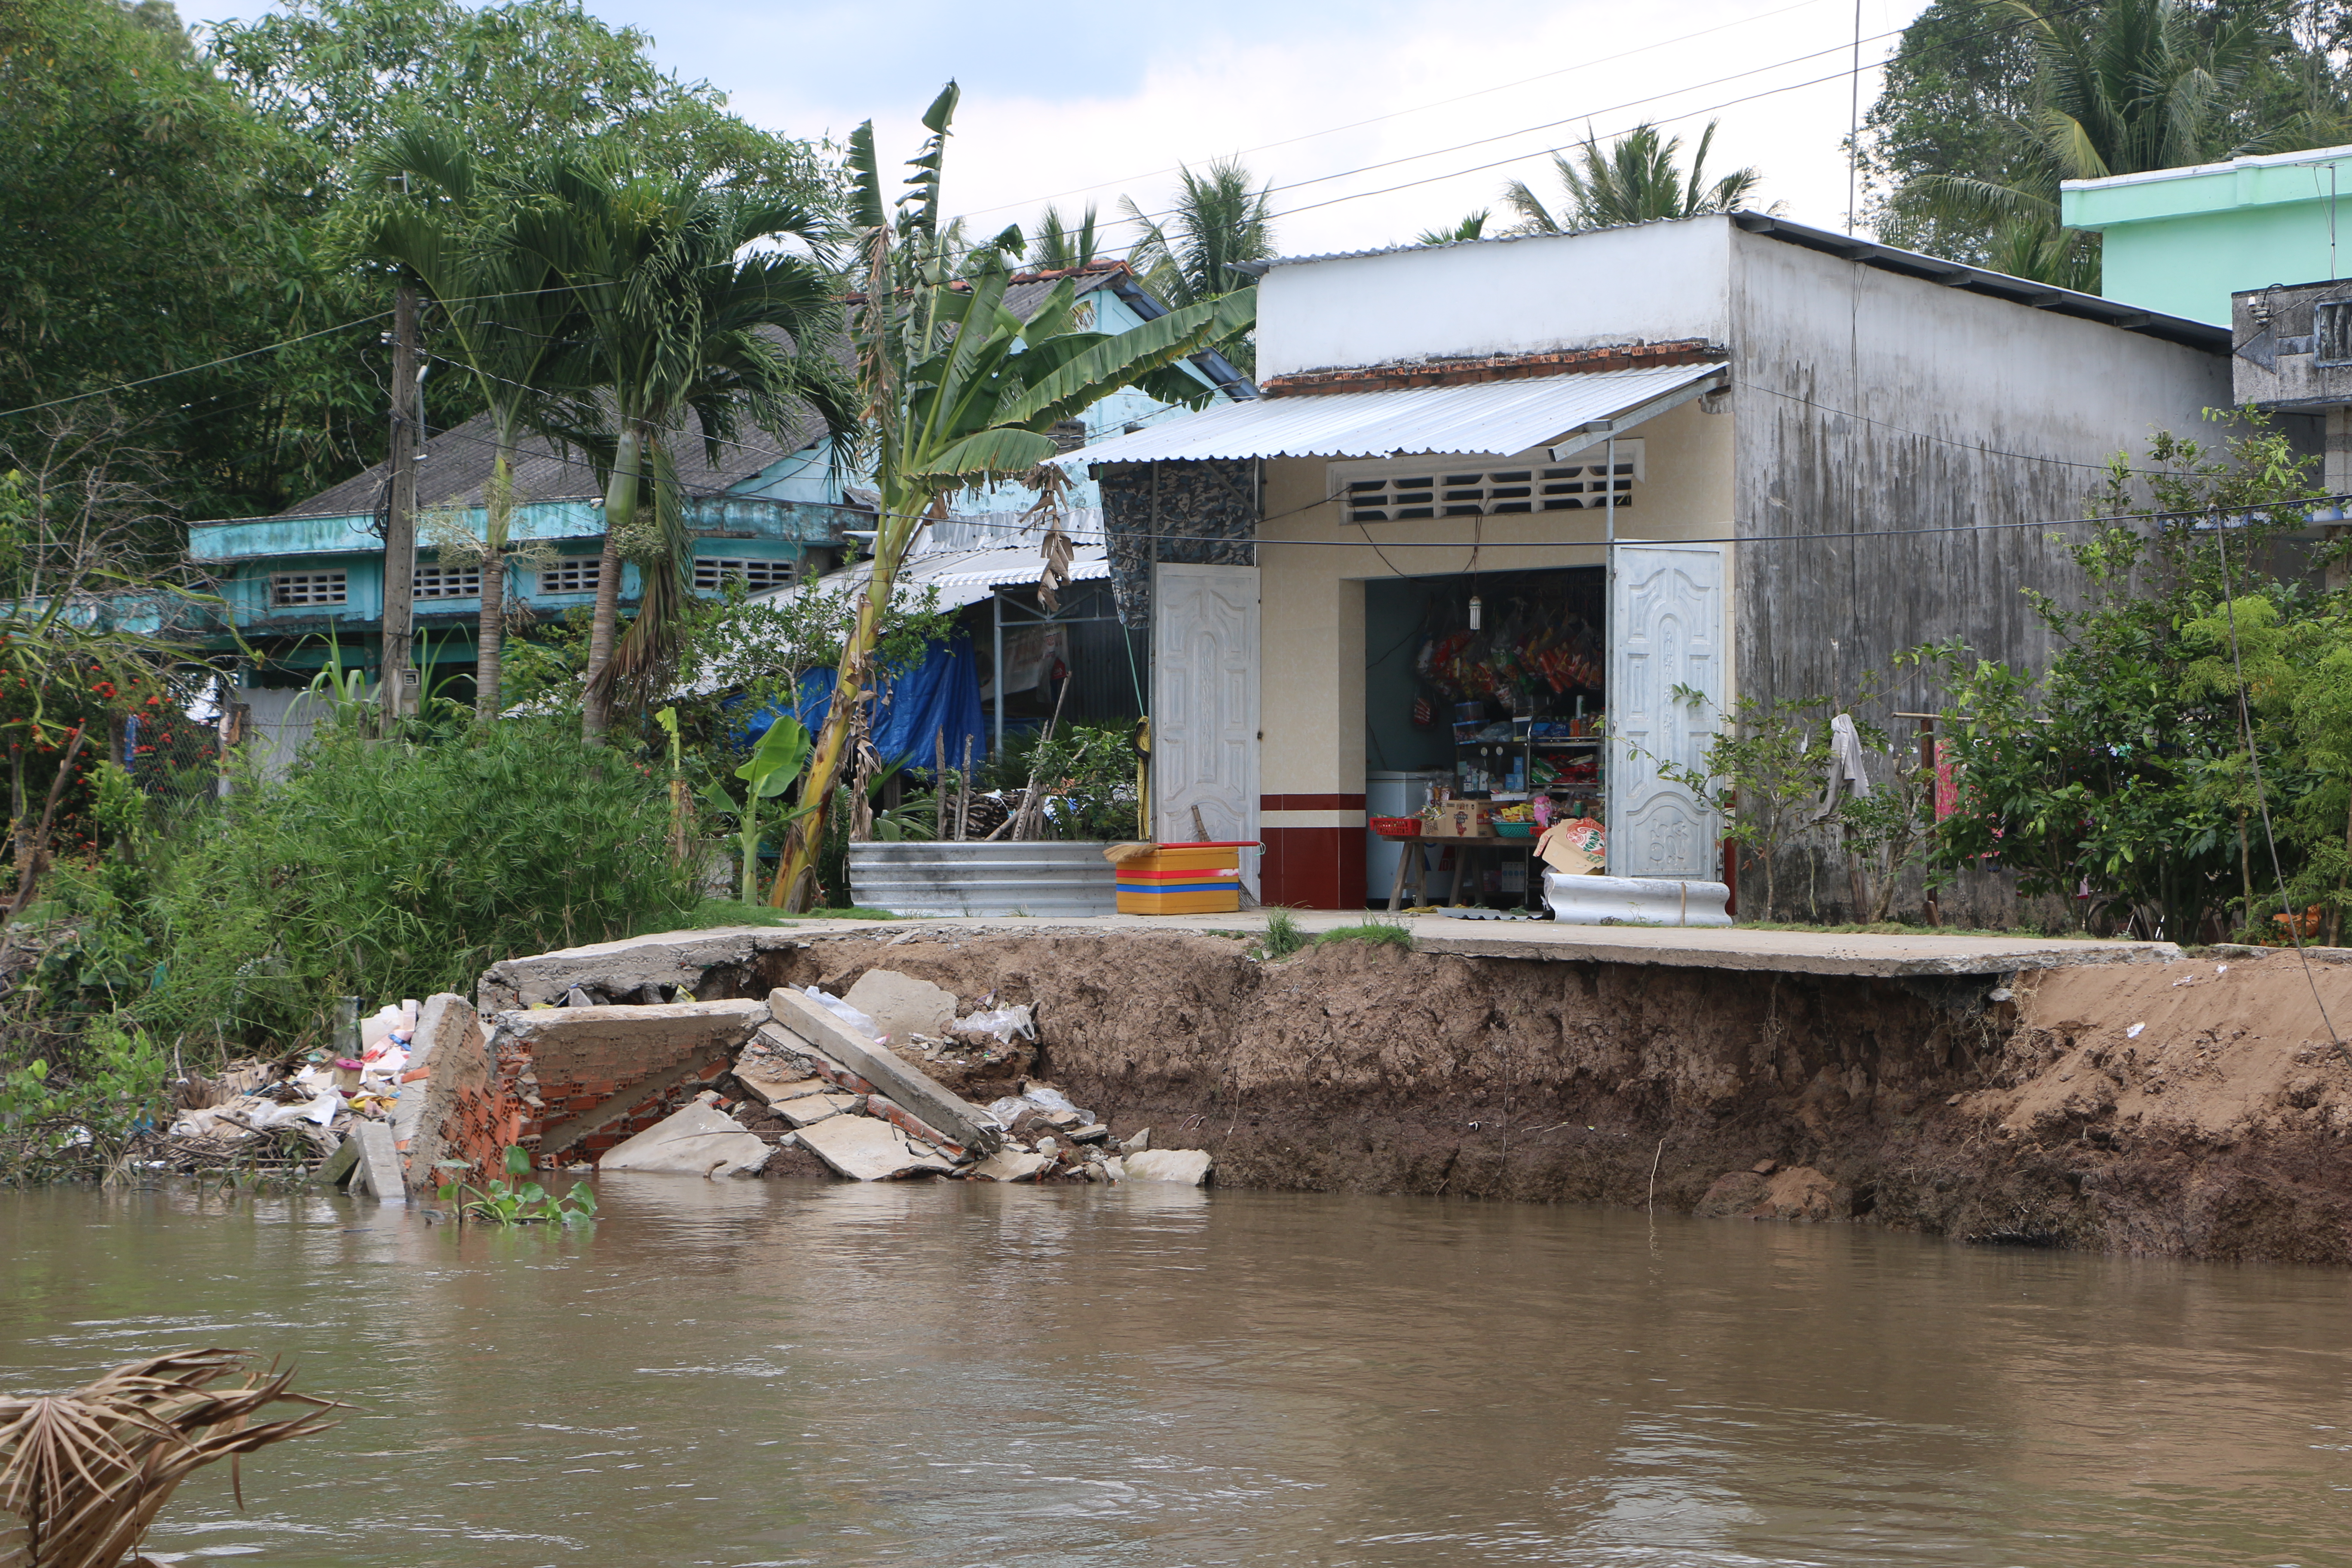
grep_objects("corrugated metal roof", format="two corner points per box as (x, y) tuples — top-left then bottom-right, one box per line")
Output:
(758, 544), (1111, 612)
(1049, 361), (1723, 466)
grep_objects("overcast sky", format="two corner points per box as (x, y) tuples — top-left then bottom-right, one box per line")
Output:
(181, 0), (1935, 258)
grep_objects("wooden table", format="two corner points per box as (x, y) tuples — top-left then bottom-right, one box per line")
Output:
(1383, 833), (1540, 912)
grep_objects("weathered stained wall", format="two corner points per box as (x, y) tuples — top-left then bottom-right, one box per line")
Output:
(1724, 227), (2234, 921)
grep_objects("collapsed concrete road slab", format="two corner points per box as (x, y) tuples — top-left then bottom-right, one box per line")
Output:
(793, 1113), (959, 1180)
(768, 989), (1002, 1155)
(498, 999), (767, 1163)
(477, 926), (811, 1011)
(600, 1094), (772, 1178)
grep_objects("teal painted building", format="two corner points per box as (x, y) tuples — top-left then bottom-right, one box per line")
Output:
(190, 259), (1251, 696)
(2062, 144), (2352, 325)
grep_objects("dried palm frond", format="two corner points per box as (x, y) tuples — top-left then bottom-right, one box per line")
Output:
(0, 1349), (337, 1568)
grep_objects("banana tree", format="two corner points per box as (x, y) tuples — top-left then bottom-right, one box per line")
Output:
(704, 715), (812, 903)
(360, 127), (591, 722)
(770, 82), (1254, 908)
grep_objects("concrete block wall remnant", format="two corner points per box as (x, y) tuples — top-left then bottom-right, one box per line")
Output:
(497, 999), (768, 1162)
(399, 994), (514, 1193)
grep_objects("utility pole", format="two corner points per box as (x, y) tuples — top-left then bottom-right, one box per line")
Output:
(383, 282), (420, 718)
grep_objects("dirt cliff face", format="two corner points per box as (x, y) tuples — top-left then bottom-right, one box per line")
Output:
(740, 929), (2352, 1265)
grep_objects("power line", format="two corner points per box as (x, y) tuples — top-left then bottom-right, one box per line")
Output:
(958, 0), (1854, 221)
(0, 314), (391, 422)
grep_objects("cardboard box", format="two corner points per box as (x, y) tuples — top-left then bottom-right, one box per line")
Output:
(1422, 800), (1495, 839)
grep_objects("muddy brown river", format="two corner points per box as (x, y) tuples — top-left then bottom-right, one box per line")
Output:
(5, 1179), (2350, 1566)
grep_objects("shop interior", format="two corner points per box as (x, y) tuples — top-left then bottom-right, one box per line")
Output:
(1363, 565), (1607, 909)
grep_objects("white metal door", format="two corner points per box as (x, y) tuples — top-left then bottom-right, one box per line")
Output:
(1153, 563), (1260, 892)
(1608, 543), (1724, 879)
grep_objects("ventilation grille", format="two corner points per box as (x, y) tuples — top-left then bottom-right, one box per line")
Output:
(271, 570), (346, 607)
(694, 557), (794, 592)
(414, 564), (481, 599)
(1329, 442), (1642, 524)
(539, 559), (601, 595)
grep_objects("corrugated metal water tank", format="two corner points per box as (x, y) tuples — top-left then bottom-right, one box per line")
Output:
(848, 842), (1117, 918)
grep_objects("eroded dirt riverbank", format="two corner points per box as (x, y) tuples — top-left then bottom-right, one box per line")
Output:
(489, 925), (2352, 1265)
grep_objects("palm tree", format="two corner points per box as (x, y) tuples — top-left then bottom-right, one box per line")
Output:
(769, 83), (1255, 909)
(1118, 156), (1273, 371)
(510, 161), (858, 740)
(1415, 211), (1489, 245)
(1895, 0), (2291, 288)
(360, 127), (591, 722)
(1503, 121), (1760, 233)
(1026, 202), (1101, 271)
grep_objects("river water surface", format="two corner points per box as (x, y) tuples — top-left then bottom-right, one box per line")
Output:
(4, 1178), (2349, 1566)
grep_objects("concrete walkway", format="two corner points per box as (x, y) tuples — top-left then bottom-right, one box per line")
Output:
(482, 913), (2179, 995)
(825, 911), (2178, 978)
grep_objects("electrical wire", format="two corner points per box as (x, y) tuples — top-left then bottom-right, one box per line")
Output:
(958, 0), (1855, 221)
(0, 314), (392, 422)
(2211, 505), (2347, 1052)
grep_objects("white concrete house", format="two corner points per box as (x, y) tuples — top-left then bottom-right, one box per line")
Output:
(1060, 213), (2228, 914)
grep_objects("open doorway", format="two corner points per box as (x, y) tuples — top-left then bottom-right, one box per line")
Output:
(1363, 566), (1607, 909)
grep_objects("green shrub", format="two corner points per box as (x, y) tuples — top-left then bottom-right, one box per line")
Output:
(139, 718), (699, 1050)
(0, 1020), (170, 1185)
(1258, 908), (1308, 959)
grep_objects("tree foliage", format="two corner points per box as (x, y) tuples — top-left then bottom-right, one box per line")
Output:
(1862, 0), (2344, 287)
(1918, 413), (2348, 940)
(1504, 121), (1761, 234)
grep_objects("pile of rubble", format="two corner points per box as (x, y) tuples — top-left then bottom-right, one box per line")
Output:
(153, 1001), (428, 1191)
(608, 972), (1210, 1186)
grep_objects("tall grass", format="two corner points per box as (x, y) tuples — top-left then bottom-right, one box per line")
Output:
(139, 718), (699, 1050)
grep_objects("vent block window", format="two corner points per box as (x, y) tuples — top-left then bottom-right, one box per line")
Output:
(1329, 441), (1644, 524)
(694, 557), (794, 592)
(271, 570), (347, 606)
(414, 564), (482, 598)
(2319, 300), (2352, 365)
(539, 559), (601, 595)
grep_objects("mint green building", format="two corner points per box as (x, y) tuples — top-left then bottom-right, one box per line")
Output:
(2062, 144), (2352, 325)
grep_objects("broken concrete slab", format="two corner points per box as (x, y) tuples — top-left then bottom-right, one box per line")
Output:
(1120, 1128), (1151, 1154)
(968, 1148), (1047, 1182)
(752, 1022), (875, 1095)
(777, 1090), (862, 1128)
(600, 1095), (772, 1178)
(842, 968), (958, 1045)
(500, 998), (768, 1161)
(737, 1073), (825, 1109)
(350, 1121), (407, 1201)
(477, 926), (812, 1012)
(769, 989), (1002, 1155)
(316, 1133), (359, 1187)
(1122, 1148), (1211, 1186)
(793, 1113), (959, 1180)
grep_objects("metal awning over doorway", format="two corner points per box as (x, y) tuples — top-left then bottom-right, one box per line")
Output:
(1051, 360), (1725, 466)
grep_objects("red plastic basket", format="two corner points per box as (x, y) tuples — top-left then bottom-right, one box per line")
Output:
(1369, 816), (1423, 839)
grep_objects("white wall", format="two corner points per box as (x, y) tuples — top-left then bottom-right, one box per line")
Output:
(1256, 220), (1733, 378)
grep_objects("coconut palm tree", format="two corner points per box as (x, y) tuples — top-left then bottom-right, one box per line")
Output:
(509, 161), (858, 740)
(1504, 121), (1761, 233)
(1415, 210), (1489, 245)
(1118, 156), (1273, 371)
(769, 83), (1255, 909)
(1894, 0), (2292, 288)
(1025, 202), (1101, 271)
(359, 127), (591, 722)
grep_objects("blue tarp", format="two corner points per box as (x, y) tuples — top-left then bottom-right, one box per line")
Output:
(743, 632), (986, 772)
